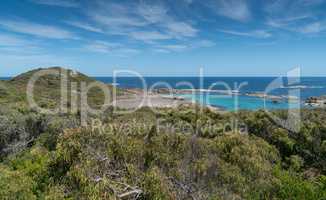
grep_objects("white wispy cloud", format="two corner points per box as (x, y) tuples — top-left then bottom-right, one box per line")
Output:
(264, 0), (325, 35)
(86, 1), (198, 42)
(165, 21), (198, 37)
(0, 19), (76, 39)
(297, 0), (325, 6)
(159, 44), (188, 52)
(137, 2), (168, 24)
(138, 2), (198, 38)
(91, 13), (148, 28)
(266, 16), (312, 29)
(212, 0), (251, 22)
(65, 21), (103, 33)
(83, 40), (139, 57)
(299, 22), (324, 33)
(263, 0), (321, 16)
(0, 33), (33, 46)
(192, 40), (216, 48)
(90, 2), (149, 28)
(156, 40), (215, 53)
(154, 49), (170, 53)
(130, 31), (172, 41)
(264, 1), (305, 20)
(0, 25), (79, 65)
(0, 33), (50, 58)
(266, 19), (287, 28)
(118, 48), (140, 54)
(0, 45), (44, 55)
(218, 29), (272, 38)
(0, 54), (74, 75)
(84, 41), (122, 53)
(267, 18), (325, 34)
(30, 0), (79, 8)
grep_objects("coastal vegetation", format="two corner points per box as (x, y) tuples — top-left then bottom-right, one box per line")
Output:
(0, 68), (325, 199)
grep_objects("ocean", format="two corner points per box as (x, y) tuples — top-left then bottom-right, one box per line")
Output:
(2, 76), (326, 111)
(96, 77), (326, 111)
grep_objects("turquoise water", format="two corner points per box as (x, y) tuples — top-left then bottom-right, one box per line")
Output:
(178, 93), (300, 111)
(94, 76), (321, 111)
(95, 76), (323, 111)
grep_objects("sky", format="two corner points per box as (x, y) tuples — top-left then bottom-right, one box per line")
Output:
(0, 0), (326, 77)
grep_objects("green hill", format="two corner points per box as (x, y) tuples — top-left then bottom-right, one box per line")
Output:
(1, 67), (118, 109)
(10, 67), (94, 86)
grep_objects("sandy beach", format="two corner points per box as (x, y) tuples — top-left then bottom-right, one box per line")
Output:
(114, 94), (189, 109)
(113, 91), (222, 112)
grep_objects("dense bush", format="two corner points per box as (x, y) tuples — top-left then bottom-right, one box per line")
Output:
(0, 68), (325, 199)
(0, 164), (37, 199)
(0, 106), (325, 199)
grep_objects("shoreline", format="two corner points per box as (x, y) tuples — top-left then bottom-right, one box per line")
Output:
(114, 87), (303, 111)
(115, 88), (226, 112)
(151, 88), (300, 101)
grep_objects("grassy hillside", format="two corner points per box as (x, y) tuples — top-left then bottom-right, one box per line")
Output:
(9, 67), (94, 86)
(1, 67), (122, 110)
(0, 80), (23, 104)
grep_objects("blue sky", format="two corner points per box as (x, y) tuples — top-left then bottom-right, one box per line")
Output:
(0, 0), (326, 76)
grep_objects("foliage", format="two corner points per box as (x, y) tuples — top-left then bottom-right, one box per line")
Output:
(0, 68), (325, 199)
(0, 164), (37, 200)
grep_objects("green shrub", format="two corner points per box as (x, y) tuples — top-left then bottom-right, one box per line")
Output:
(0, 165), (37, 199)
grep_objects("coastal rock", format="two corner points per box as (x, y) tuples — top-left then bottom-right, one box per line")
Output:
(305, 96), (326, 107)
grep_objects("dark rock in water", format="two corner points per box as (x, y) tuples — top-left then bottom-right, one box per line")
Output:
(305, 96), (318, 104)
(305, 96), (326, 107)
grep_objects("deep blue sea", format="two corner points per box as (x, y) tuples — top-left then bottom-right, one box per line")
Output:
(2, 76), (326, 111)
(0, 77), (10, 80)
